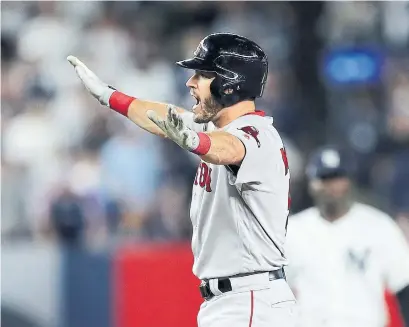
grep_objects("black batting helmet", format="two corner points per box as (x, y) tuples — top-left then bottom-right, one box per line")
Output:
(176, 33), (268, 107)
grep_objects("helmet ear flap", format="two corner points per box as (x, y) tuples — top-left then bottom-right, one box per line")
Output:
(210, 75), (242, 107)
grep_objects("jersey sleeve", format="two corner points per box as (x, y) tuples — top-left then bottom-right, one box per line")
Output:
(379, 217), (409, 293)
(179, 111), (206, 133)
(225, 118), (286, 186)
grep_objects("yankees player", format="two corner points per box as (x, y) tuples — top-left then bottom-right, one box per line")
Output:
(286, 146), (409, 327)
(68, 33), (296, 326)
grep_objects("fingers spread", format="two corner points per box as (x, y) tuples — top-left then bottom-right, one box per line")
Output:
(167, 105), (183, 130)
(166, 105), (175, 123)
(171, 112), (179, 128)
(177, 115), (184, 130)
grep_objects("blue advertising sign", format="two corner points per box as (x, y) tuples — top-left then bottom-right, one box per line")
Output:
(322, 47), (383, 86)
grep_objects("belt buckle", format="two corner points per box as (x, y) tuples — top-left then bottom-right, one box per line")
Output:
(199, 280), (213, 300)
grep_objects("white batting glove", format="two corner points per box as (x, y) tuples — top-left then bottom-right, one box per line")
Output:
(67, 55), (115, 106)
(147, 105), (201, 152)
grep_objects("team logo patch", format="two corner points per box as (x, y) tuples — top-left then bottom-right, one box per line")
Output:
(238, 126), (261, 147)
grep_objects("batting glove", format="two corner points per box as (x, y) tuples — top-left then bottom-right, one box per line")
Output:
(67, 55), (115, 106)
(147, 106), (210, 155)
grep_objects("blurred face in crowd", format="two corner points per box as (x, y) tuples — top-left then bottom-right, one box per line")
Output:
(186, 70), (223, 123)
(309, 176), (353, 221)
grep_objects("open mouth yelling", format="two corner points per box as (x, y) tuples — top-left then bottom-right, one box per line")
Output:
(191, 92), (201, 111)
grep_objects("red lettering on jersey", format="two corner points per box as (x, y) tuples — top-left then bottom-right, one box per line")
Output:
(199, 163), (208, 188)
(195, 162), (212, 192)
(280, 147), (289, 176)
(194, 167), (199, 185)
(205, 167), (212, 192)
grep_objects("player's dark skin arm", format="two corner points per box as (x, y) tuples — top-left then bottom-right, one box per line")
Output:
(397, 285), (409, 327)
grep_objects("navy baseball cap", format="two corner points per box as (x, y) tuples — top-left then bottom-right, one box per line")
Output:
(306, 146), (353, 180)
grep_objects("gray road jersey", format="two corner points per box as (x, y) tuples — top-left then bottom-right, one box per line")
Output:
(181, 112), (290, 279)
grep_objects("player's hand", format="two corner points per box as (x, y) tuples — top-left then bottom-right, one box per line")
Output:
(67, 55), (115, 106)
(147, 105), (200, 152)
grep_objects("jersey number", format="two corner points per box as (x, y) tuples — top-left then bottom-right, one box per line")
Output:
(194, 162), (212, 192)
(280, 147), (291, 233)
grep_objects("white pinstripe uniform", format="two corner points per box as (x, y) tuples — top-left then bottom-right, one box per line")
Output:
(286, 203), (409, 327)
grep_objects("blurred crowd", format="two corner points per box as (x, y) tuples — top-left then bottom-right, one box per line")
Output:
(2, 1), (409, 246)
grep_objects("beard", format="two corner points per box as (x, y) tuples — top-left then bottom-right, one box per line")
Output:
(193, 94), (223, 124)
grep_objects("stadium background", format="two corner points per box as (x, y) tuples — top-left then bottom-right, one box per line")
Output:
(1, 1), (409, 327)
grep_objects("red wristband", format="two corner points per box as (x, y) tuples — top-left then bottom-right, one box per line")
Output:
(109, 91), (136, 117)
(192, 132), (211, 155)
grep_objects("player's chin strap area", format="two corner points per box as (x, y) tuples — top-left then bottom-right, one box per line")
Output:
(199, 268), (286, 301)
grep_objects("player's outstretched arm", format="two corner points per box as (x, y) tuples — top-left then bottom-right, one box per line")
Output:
(199, 131), (245, 165)
(148, 106), (245, 166)
(67, 55), (186, 138)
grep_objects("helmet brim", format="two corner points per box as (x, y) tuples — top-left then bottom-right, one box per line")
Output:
(176, 58), (215, 72)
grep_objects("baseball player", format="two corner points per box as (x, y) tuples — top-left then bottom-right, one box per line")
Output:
(68, 33), (296, 327)
(285, 146), (409, 327)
